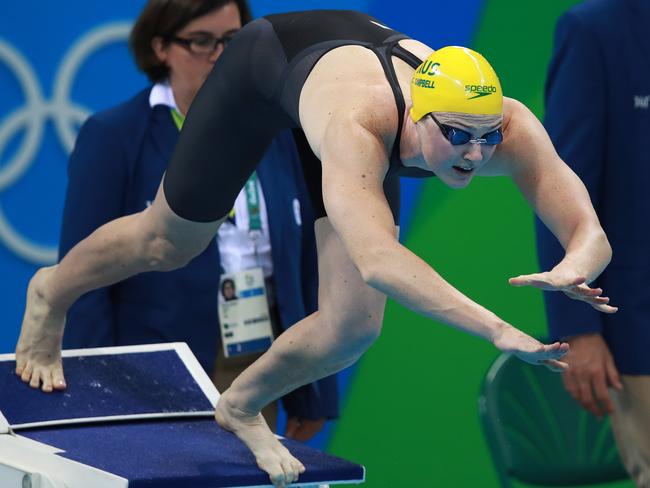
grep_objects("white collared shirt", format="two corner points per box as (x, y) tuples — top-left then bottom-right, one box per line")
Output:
(150, 82), (274, 277)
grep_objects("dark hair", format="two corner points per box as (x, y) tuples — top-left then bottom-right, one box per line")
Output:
(221, 278), (236, 298)
(130, 0), (252, 82)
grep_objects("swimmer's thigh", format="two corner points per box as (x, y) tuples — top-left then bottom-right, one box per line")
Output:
(164, 20), (290, 222)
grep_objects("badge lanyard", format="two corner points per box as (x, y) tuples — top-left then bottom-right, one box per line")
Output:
(171, 107), (261, 234)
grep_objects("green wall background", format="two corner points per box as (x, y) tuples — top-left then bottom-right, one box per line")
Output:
(327, 1), (635, 487)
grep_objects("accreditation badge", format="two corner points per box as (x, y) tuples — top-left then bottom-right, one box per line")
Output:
(218, 267), (274, 358)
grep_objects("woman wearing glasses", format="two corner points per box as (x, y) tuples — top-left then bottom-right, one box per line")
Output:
(19, 9), (615, 488)
(55, 0), (337, 443)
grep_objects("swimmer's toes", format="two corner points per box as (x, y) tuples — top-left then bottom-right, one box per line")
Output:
(281, 459), (299, 483)
(41, 372), (53, 393)
(263, 461), (288, 488)
(29, 368), (41, 389)
(52, 367), (66, 390)
(277, 443), (303, 469)
(21, 363), (33, 383)
(292, 458), (306, 474)
(15, 348), (27, 374)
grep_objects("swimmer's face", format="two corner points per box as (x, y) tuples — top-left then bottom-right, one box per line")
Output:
(153, 2), (241, 104)
(417, 113), (500, 189)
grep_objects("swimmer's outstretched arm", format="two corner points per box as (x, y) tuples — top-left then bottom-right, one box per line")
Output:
(16, 182), (222, 391)
(319, 115), (568, 371)
(486, 98), (616, 313)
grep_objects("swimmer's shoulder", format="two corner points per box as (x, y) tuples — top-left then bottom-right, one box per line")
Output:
(300, 68), (401, 158)
(300, 39), (432, 157)
(479, 97), (537, 176)
(302, 97), (396, 164)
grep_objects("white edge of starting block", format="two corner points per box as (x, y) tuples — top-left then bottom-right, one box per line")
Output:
(174, 341), (220, 406)
(0, 433), (127, 488)
(0, 410), (10, 435)
(239, 474), (366, 488)
(1, 342), (221, 430)
(232, 466), (366, 488)
(0, 342), (179, 361)
(10, 411), (215, 431)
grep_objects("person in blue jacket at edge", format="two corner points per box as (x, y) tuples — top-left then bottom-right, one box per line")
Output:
(58, 0), (337, 442)
(537, 0), (650, 484)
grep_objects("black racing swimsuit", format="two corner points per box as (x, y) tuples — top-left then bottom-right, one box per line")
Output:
(164, 10), (431, 223)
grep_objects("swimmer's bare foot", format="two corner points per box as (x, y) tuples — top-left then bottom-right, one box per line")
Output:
(215, 390), (305, 488)
(492, 323), (570, 372)
(15, 266), (67, 393)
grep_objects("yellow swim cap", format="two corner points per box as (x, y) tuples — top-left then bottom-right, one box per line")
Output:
(410, 46), (503, 121)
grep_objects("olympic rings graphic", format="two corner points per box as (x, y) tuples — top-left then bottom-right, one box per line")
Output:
(0, 22), (131, 264)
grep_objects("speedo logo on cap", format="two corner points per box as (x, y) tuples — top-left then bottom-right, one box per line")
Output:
(465, 84), (497, 99)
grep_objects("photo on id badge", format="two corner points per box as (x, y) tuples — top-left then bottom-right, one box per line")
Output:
(218, 268), (274, 358)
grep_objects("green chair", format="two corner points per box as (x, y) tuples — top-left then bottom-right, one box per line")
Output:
(479, 352), (629, 487)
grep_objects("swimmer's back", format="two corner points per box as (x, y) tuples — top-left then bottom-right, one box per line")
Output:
(265, 10), (403, 60)
(263, 10), (431, 157)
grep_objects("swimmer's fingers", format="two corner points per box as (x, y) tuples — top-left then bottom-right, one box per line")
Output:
(564, 286), (619, 314)
(567, 283), (603, 297)
(509, 272), (617, 313)
(539, 341), (570, 360)
(589, 302), (618, 313)
(511, 341), (569, 370)
(542, 359), (569, 373)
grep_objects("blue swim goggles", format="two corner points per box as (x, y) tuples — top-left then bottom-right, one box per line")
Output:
(429, 113), (503, 146)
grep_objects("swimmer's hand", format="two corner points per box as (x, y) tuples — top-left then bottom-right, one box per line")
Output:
(492, 325), (569, 373)
(15, 266), (67, 393)
(508, 271), (618, 314)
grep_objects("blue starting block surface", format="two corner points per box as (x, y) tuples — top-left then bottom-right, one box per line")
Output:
(0, 343), (365, 488)
(0, 347), (215, 428)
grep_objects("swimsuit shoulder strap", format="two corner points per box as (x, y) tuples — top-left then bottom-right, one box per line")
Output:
(392, 43), (424, 69)
(370, 39), (423, 170)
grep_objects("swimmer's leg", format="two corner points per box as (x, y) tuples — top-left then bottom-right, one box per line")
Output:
(17, 17), (288, 392)
(16, 182), (223, 392)
(216, 217), (391, 487)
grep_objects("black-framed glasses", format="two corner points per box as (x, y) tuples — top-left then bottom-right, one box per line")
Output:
(428, 113), (503, 146)
(167, 33), (237, 55)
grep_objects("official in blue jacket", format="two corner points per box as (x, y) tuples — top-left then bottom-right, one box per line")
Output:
(537, 0), (650, 483)
(59, 0), (337, 442)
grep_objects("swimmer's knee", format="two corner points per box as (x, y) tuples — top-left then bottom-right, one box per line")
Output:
(137, 213), (203, 272)
(325, 310), (383, 351)
(145, 234), (196, 271)
(353, 316), (383, 347)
